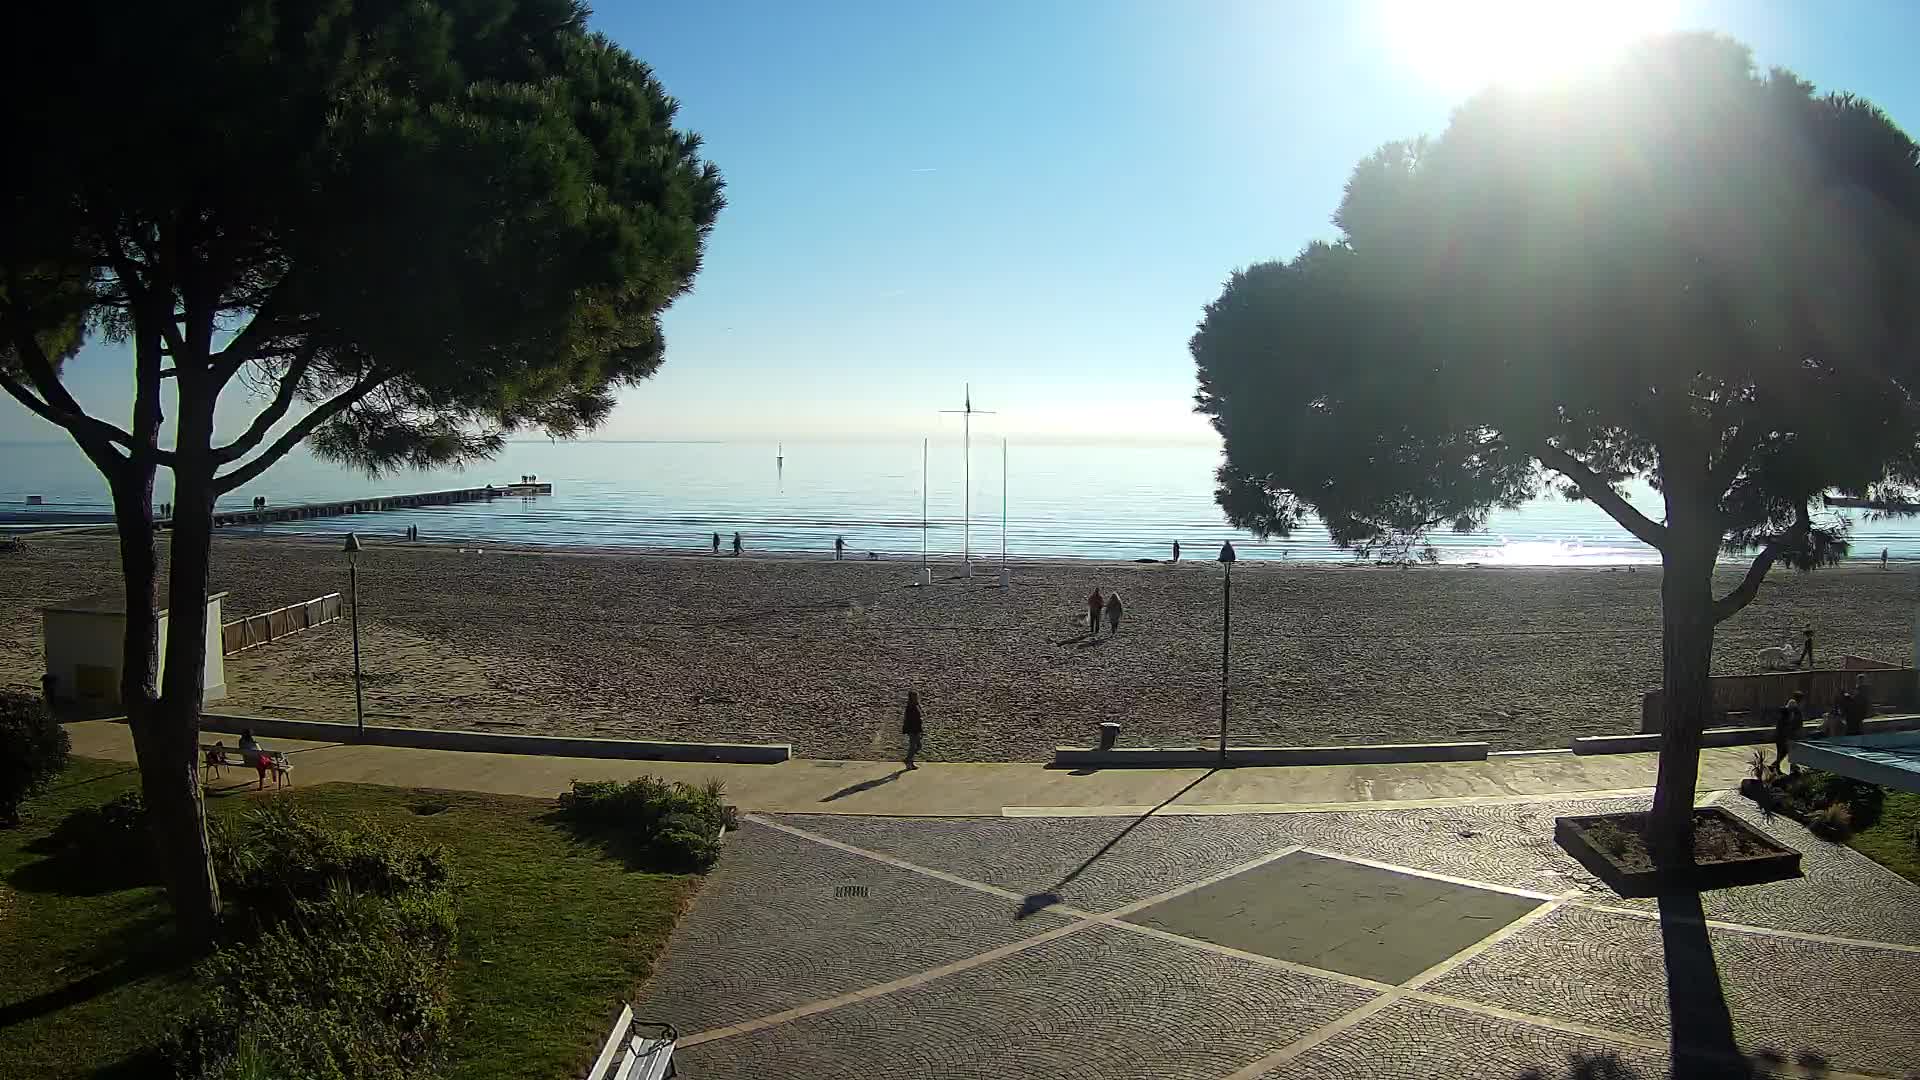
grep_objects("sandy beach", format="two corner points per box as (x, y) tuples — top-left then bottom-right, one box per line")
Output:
(2, 533), (1913, 760)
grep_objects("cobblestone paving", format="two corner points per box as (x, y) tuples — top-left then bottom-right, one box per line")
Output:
(635, 820), (1071, 1031)
(676, 922), (1378, 1080)
(1259, 999), (1674, 1080)
(644, 802), (1919, 1079)
(1423, 905), (1920, 1077)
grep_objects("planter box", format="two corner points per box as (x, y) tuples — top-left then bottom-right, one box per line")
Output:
(1554, 806), (1801, 898)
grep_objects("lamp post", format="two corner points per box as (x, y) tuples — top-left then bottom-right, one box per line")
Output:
(344, 533), (365, 735)
(1218, 540), (1236, 766)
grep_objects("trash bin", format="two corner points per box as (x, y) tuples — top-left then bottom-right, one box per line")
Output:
(1098, 722), (1121, 750)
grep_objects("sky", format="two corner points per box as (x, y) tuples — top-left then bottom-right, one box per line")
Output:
(8, 0), (1920, 448)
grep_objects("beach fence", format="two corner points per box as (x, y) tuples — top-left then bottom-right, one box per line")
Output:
(221, 593), (344, 656)
(1638, 655), (1918, 733)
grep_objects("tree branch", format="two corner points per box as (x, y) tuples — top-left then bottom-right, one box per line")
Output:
(1708, 420), (1769, 500)
(211, 343), (319, 464)
(1713, 502), (1811, 624)
(1535, 440), (1669, 550)
(212, 371), (386, 494)
(5, 328), (150, 460)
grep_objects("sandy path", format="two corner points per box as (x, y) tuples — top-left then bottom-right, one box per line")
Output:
(1, 535), (1912, 760)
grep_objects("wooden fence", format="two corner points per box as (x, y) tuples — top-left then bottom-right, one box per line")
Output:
(221, 593), (344, 656)
(1638, 655), (1918, 733)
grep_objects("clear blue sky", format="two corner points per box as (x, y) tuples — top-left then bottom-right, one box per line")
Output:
(8, 0), (1919, 447)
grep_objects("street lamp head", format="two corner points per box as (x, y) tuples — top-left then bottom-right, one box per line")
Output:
(1218, 540), (1236, 564)
(343, 533), (363, 556)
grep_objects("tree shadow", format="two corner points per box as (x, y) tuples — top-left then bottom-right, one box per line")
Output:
(0, 913), (189, 1029)
(1658, 890), (1750, 1079)
(819, 768), (910, 803)
(1015, 769), (1217, 919)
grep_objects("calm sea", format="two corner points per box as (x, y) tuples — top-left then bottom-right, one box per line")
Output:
(4, 438), (1916, 565)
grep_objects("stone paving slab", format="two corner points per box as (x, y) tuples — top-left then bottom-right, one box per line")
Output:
(1259, 998), (1673, 1080)
(1422, 904), (1920, 1077)
(675, 921), (1379, 1080)
(634, 820), (1071, 1032)
(1599, 798), (1920, 946)
(1126, 851), (1544, 984)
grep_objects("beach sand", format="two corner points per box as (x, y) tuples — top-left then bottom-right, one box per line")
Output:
(1, 534), (1912, 760)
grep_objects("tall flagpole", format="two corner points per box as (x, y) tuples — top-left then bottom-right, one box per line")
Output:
(940, 384), (994, 580)
(920, 438), (930, 586)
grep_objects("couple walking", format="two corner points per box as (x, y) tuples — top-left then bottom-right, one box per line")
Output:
(1086, 587), (1124, 637)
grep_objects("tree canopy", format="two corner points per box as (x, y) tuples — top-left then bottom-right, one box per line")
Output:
(1192, 33), (1920, 850)
(0, 0), (723, 938)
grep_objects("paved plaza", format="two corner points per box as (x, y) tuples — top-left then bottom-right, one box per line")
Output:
(640, 794), (1920, 1080)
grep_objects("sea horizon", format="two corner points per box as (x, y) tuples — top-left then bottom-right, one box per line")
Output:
(7, 437), (1919, 566)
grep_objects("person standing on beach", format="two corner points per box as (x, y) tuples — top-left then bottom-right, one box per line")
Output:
(1801, 627), (1815, 669)
(712, 531), (720, 555)
(1883, 547), (1890, 569)
(1105, 591), (1124, 635)
(902, 691), (923, 768)
(732, 531), (743, 556)
(1172, 540), (1181, 563)
(835, 536), (845, 561)
(1087, 587), (1104, 637)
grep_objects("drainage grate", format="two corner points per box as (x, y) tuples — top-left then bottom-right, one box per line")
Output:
(834, 885), (870, 899)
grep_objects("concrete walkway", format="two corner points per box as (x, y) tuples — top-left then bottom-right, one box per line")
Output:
(65, 720), (1755, 816)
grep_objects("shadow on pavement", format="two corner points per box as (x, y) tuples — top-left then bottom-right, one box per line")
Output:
(819, 768), (911, 803)
(1015, 768), (1218, 919)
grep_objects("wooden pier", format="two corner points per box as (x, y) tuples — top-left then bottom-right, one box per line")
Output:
(189, 482), (551, 530)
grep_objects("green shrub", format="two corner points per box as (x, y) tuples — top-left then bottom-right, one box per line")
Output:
(211, 803), (449, 930)
(39, 791), (157, 883)
(0, 690), (69, 824)
(556, 775), (734, 872)
(1771, 769), (1885, 838)
(170, 887), (457, 1080)
(173, 805), (457, 1079)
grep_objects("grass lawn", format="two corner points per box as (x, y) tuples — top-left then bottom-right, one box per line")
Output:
(0, 757), (701, 1079)
(1849, 789), (1920, 885)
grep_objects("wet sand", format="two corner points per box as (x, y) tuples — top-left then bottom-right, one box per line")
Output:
(1, 534), (1912, 760)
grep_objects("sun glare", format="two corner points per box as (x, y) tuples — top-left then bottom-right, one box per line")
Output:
(1382, 0), (1675, 94)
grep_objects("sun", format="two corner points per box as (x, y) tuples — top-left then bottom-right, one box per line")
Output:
(1381, 0), (1676, 94)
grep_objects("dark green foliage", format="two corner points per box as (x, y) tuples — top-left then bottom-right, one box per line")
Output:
(0, 691), (69, 824)
(210, 803), (450, 931)
(34, 791), (158, 887)
(168, 804), (457, 1079)
(556, 776), (735, 872)
(169, 889), (458, 1080)
(1756, 769), (1886, 839)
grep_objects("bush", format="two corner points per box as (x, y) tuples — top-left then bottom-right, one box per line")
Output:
(170, 887), (457, 1080)
(1809, 802), (1854, 840)
(211, 803), (449, 930)
(0, 690), (69, 824)
(37, 791), (157, 884)
(556, 776), (735, 872)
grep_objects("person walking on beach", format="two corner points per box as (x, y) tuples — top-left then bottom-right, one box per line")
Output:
(902, 691), (923, 768)
(1774, 691), (1805, 771)
(1882, 547), (1890, 569)
(712, 531), (720, 555)
(1800, 627), (1815, 669)
(732, 531), (743, 557)
(1172, 540), (1181, 564)
(1087, 587), (1104, 637)
(1105, 591), (1125, 635)
(835, 536), (845, 561)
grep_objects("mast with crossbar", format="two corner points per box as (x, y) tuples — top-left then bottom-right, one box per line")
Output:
(940, 384), (994, 578)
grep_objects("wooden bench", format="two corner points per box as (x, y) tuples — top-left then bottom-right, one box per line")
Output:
(200, 744), (293, 789)
(587, 1005), (676, 1080)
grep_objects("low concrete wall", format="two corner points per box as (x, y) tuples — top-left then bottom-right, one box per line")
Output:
(1639, 663), (1918, 734)
(195, 713), (790, 764)
(1574, 713), (1920, 755)
(1052, 741), (1488, 769)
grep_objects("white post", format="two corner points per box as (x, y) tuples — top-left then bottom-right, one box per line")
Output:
(919, 438), (932, 587)
(963, 394), (972, 579)
(999, 438), (1010, 587)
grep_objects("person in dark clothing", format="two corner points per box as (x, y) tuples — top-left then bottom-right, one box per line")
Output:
(712, 531), (720, 555)
(1086, 588), (1104, 637)
(732, 531), (743, 556)
(1800, 627), (1815, 669)
(1843, 679), (1869, 736)
(1774, 691), (1805, 771)
(1172, 540), (1181, 563)
(835, 536), (846, 560)
(902, 691), (923, 768)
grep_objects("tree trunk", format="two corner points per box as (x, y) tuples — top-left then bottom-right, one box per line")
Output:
(150, 433), (224, 942)
(1649, 535), (1718, 864)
